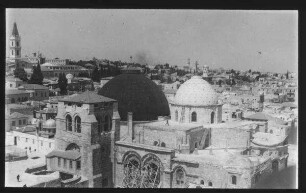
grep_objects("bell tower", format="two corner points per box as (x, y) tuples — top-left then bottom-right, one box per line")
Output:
(9, 22), (21, 64)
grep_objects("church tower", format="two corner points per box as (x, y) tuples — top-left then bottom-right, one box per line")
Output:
(9, 22), (21, 64)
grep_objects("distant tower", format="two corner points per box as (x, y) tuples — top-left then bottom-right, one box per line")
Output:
(9, 22), (21, 65)
(202, 65), (209, 78)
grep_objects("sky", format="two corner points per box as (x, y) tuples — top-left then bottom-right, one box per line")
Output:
(6, 9), (298, 73)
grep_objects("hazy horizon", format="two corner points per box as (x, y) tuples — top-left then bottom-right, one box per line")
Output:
(6, 9), (298, 73)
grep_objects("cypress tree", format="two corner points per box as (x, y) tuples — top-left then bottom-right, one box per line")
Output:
(91, 66), (100, 82)
(58, 73), (68, 95)
(29, 63), (44, 85)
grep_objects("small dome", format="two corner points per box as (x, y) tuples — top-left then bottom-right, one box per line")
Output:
(66, 74), (74, 79)
(174, 76), (218, 106)
(43, 119), (56, 128)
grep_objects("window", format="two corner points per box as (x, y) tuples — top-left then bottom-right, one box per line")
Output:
(153, 141), (158, 146)
(104, 115), (112, 132)
(66, 115), (72, 131)
(10, 84), (12, 87)
(161, 142), (166, 147)
(200, 180), (204, 185)
(12, 50), (14, 55)
(26, 138), (28, 142)
(175, 110), (178, 121)
(96, 116), (102, 133)
(191, 112), (197, 122)
(195, 142), (198, 148)
(208, 182), (213, 186)
(69, 160), (73, 169)
(16, 50), (19, 56)
(58, 158), (61, 167)
(64, 159), (67, 168)
(270, 130), (273, 134)
(23, 119), (26, 124)
(211, 112), (215, 124)
(76, 161), (81, 170)
(11, 42), (13, 46)
(75, 116), (81, 133)
(17, 41), (19, 46)
(176, 168), (185, 186)
(12, 121), (16, 126)
(41, 93), (43, 97)
(232, 175), (237, 185)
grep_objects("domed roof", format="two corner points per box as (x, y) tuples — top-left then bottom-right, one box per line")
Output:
(66, 73), (74, 79)
(43, 119), (56, 128)
(174, 76), (218, 106)
(98, 70), (170, 121)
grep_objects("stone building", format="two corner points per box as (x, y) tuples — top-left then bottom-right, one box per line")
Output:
(45, 91), (119, 187)
(169, 76), (222, 124)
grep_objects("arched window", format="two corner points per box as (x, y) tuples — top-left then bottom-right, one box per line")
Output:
(96, 116), (102, 133)
(175, 168), (185, 187)
(200, 180), (204, 185)
(208, 182), (213, 186)
(175, 110), (178, 121)
(66, 115), (72, 131)
(66, 143), (80, 152)
(232, 175), (237, 185)
(161, 142), (166, 147)
(153, 141), (159, 146)
(195, 142), (198, 148)
(191, 112), (197, 122)
(104, 115), (112, 132)
(211, 112), (215, 124)
(75, 116), (81, 133)
(11, 98), (15, 103)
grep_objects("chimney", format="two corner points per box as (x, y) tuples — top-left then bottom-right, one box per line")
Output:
(127, 112), (133, 141)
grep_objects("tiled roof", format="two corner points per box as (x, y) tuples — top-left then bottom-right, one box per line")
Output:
(9, 112), (29, 119)
(46, 150), (81, 160)
(21, 84), (49, 90)
(60, 90), (116, 104)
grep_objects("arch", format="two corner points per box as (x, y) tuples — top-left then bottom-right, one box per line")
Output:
(175, 167), (185, 187)
(104, 114), (112, 132)
(208, 181), (213, 186)
(122, 152), (142, 188)
(95, 115), (102, 133)
(66, 114), (72, 131)
(74, 116), (81, 133)
(200, 180), (204, 185)
(195, 142), (198, 148)
(191, 112), (197, 122)
(153, 141), (159, 146)
(211, 112), (215, 124)
(161, 142), (166, 147)
(231, 175), (237, 185)
(66, 143), (80, 152)
(175, 110), (178, 121)
(141, 154), (163, 188)
(122, 151), (142, 164)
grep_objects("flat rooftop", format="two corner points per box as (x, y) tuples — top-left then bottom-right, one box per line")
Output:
(204, 120), (257, 130)
(140, 120), (203, 131)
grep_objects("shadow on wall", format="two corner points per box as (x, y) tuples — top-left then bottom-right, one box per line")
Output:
(288, 125), (297, 145)
(254, 165), (296, 189)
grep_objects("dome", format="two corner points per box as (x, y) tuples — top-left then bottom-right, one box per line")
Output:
(66, 73), (74, 79)
(98, 69), (170, 121)
(174, 76), (218, 106)
(43, 119), (56, 128)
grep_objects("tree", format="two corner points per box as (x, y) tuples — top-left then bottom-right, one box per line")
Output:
(29, 63), (44, 85)
(14, 67), (28, 82)
(58, 73), (68, 95)
(91, 66), (100, 82)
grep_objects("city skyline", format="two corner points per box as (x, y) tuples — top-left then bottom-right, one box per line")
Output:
(6, 9), (298, 73)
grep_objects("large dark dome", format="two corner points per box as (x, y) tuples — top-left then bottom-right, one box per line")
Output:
(98, 69), (170, 121)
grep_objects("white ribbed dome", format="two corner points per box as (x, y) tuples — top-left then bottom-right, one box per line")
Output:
(66, 73), (74, 79)
(174, 76), (218, 106)
(43, 119), (56, 128)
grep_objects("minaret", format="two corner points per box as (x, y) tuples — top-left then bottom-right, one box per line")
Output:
(9, 22), (21, 65)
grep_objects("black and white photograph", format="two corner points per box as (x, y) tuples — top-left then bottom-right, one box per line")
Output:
(5, 9), (298, 189)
